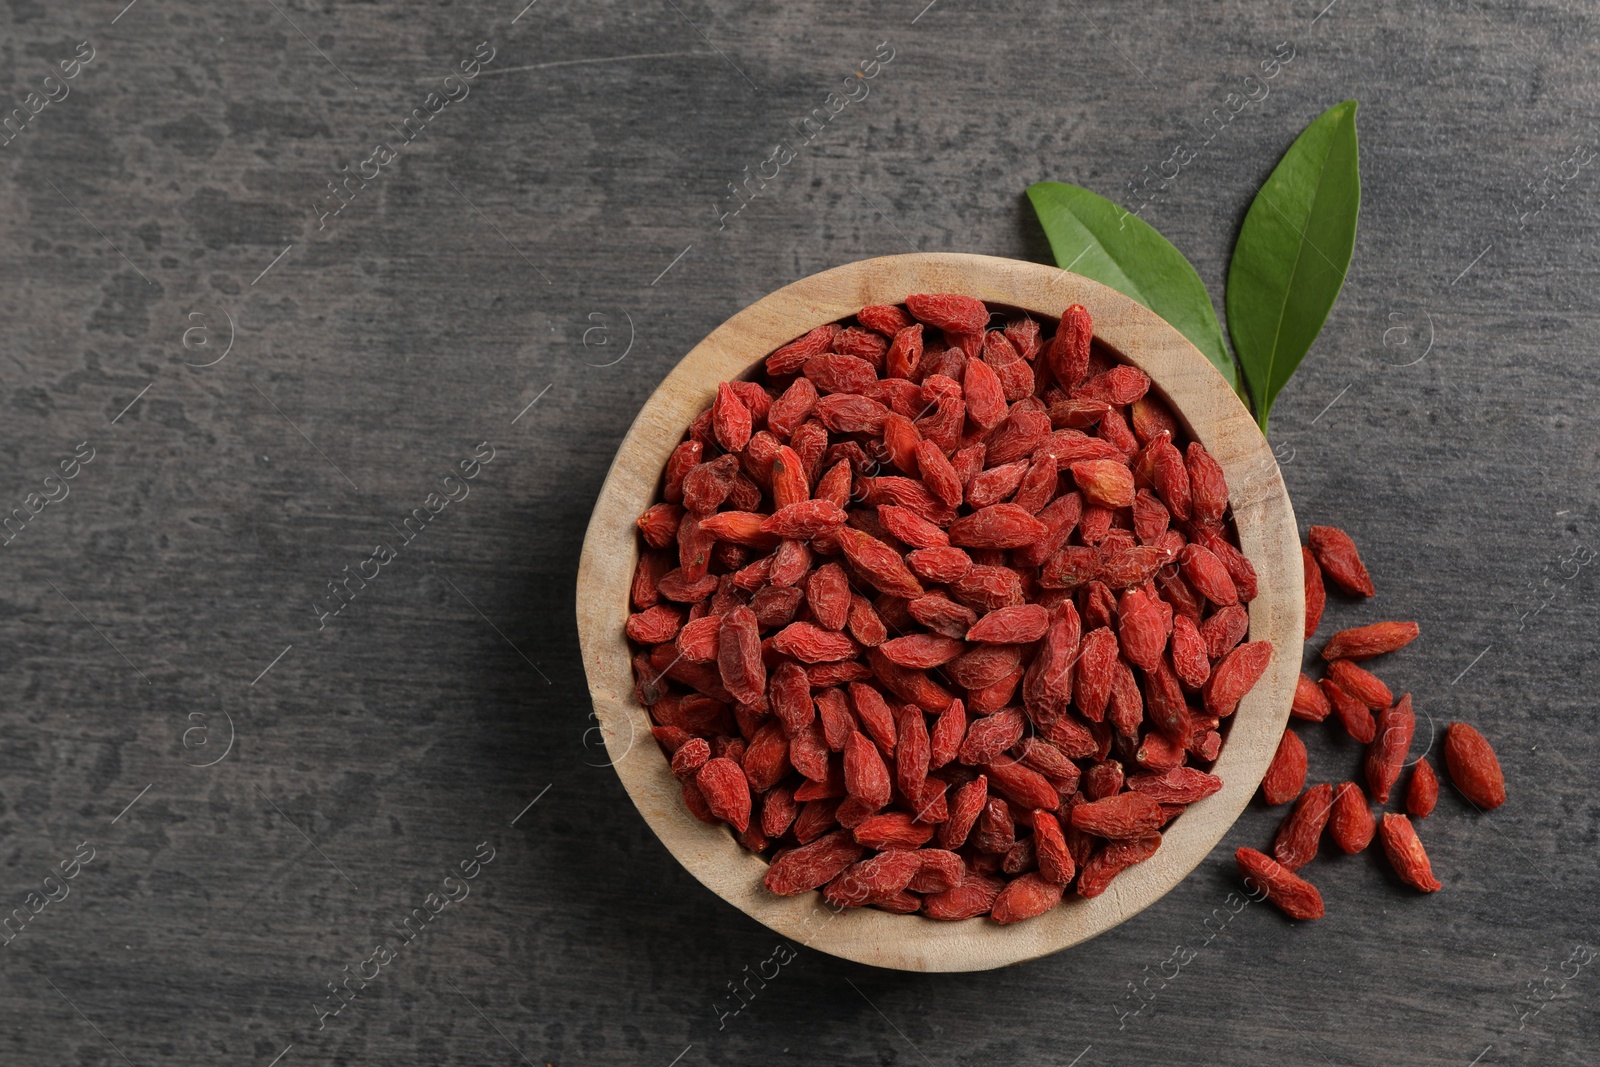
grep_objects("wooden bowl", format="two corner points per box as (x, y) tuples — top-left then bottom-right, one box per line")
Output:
(577, 253), (1302, 972)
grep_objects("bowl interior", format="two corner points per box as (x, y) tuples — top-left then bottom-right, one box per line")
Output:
(576, 253), (1302, 972)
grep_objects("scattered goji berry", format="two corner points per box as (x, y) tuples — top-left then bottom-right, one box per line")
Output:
(1378, 814), (1442, 892)
(1273, 782), (1333, 871)
(1365, 694), (1416, 804)
(1307, 524), (1376, 597)
(1262, 729), (1308, 806)
(1327, 659), (1393, 710)
(1235, 847), (1324, 920)
(1322, 621), (1419, 661)
(1443, 722), (1506, 810)
(1406, 757), (1439, 818)
(1290, 673), (1332, 722)
(1321, 677), (1376, 744)
(1328, 781), (1376, 853)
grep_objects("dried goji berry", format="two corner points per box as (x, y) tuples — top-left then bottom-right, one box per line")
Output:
(957, 707), (1026, 766)
(1129, 394), (1177, 444)
(1290, 673), (1332, 722)
(675, 615), (721, 662)
(823, 849), (922, 908)
(792, 797), (840, 842)
(967, 603), (1050, 643)
(858, 304), (914, 337)
(991, 872), (1064, 924)
(1406, 757), (1439, 818)
(1327, 659), (1393, 710)
(1107, 660), (1145, 739)
(1262, 729), (1308, 806)
(906, 293), (989, 334)
(972, 797), (1016, 853)
(879, 633), (966, 669)
(1022, 603), (1081, 719)
(711, 382), (752, 452)
(1302, 545), (1326, 640)
(626, 604), (684, 645)
(1185, 441), (1228, 524)
(670, 737), (711, 780)
(1076, 364), (1150, 406)
(907, 546), (974, 584)
(985, 759), (1061, 812)
(1321, 678), (1375, 743)
(913, 440), (961, 506)
(1235, 847), (1324, 920)
(768, 377), (819, 439)
(1169, 614), (1211, 689)
(768, 661), (813, 736)
(843, 731), (891, 811)
(1443, 722), (1506, 810)
(1046, 304), (1092, 390)
(1142, 657), (1191, 741)
(847, 682), (897, 756)
(1179, 543), (1239, 607)
(1149, 437), (1192, 521)
(984, 330), (1034, 402)
(939, 775), (989, 849)
(1328, 781), (1376, 853)
(805, 563), (850, 631)
(922, 872), (1005, 919)
(1323, 621), (1419, 661)
(846, 594), (888, 648)
(770, 622), (858, 663)
(853, 812), (936, 850)
(962, 356), (1008, 431)
(1115, 587), (1169, 671)
(1032, 812), (1075, 885)
(763, 830), (864, 894)
(1365, 694), (1416, 803)
(1378, 813), (1442, 892)
(986, 405), (1052, 466)
(878, 504), (949, 549)
(1203, 640), (1272, 717)
(1076, 832), (1161, 898)
(886, 323), (924, 379)
(1070, 459), (1135, 509)
(1198, 604), (1248, 663)
(929, 700), (967, 769)
(760, 499), (847, 539)
(1273, 782), (1333, 871)
(1307, 524), (1375, 597)
(835, 525), (924, 598)
(696, 757), (751, 832)
(1127, 766), (1223, 805)
(1069, 791), (1165, 839)
(1082, 759), (1125, 800)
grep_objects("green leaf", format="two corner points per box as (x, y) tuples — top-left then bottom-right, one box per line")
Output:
(1026, 181), (1238, 392)
(1226, 100), (1360, 432)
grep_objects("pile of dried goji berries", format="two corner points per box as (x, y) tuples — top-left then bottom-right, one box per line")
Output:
(628, 294), (1273, 924)
(1236, 526), (1507, 919)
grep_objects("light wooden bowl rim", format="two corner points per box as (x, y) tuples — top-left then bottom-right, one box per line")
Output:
(577, 252), (1302, 972)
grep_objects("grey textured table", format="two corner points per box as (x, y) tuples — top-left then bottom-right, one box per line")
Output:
(2, 1), (1595, 1064)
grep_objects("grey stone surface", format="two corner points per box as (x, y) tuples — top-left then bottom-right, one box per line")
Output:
(0, 0), (1595, 1064)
